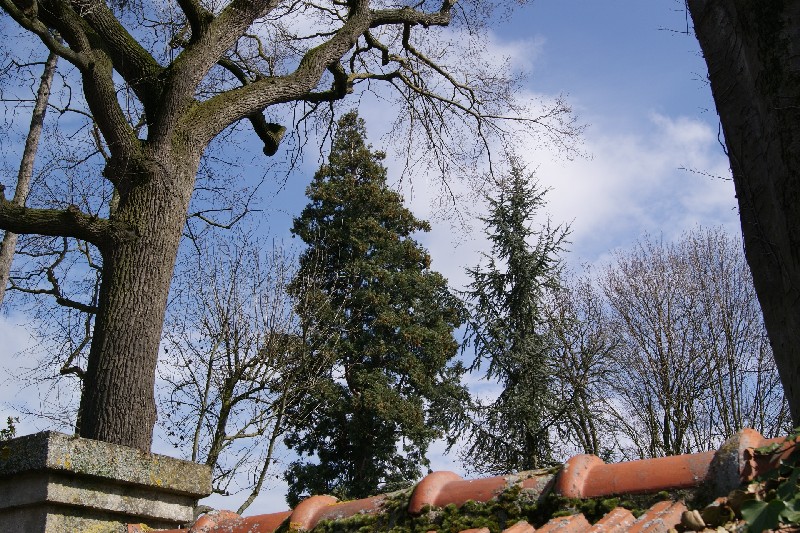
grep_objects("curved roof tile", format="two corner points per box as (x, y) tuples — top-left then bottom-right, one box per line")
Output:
(134, 428), (792, 533)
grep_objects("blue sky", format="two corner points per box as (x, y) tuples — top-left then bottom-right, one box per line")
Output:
(238, 0), (738, 286)
(0, 0), (740, 516)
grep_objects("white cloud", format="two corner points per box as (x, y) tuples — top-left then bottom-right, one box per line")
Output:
(0, 315), (37, 413)
(539, 112), (737, 262)
(426, 437), (468, 477)
(448, 28), (546, 74)
(393, 109), (739, 290)
(343, 52), (739, 318)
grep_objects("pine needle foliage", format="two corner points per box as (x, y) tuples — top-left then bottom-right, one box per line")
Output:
(460, 162), (569, 473)
(284, 111), (467, 506)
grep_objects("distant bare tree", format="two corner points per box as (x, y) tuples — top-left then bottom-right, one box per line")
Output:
(601, 227), (790, 459)
(682, 229), (790, 440)
(0, 41), (107, 428)
(159, 232), (340, 513)
(546, 273), (618, 460)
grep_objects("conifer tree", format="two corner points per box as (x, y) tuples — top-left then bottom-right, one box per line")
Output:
(284, 111), (466, 505)
(461, 162), (569, 473)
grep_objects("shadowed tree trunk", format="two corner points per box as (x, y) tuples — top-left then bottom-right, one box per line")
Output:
(688, 0), (800, 422)
(77, 152), (200, 447)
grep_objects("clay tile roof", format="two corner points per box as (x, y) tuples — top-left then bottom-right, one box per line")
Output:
(132, 428), (795, 533)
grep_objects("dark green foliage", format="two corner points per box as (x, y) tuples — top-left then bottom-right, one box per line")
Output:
(284, 111), (467, 506)
(459, 162), (569, 473)
(0, 416), (18, 441)
(737, 428), (800, 531)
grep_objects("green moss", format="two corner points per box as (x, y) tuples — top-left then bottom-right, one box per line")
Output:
(275, 481), (691, 533)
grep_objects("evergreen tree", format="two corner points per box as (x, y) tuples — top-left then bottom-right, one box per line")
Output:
(461, 162), (569, 473)
(284, 111), (466, 505)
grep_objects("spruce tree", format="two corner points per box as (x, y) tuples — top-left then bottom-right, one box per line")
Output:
(284, 111), (466, 505)
(461, 162), (569, 473)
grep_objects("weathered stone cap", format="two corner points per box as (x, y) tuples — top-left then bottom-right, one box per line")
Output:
(0, 431), (210, 496)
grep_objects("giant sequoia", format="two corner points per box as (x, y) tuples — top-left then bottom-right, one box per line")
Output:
(0, 0), (575, 450)
(284, 112), (465, 503)
(687, 1), (800, 422)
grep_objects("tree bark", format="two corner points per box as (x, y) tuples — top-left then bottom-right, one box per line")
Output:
(0, 50), (58, 306)
(688, 0), (800, 422)
(77, 148), (200, 450)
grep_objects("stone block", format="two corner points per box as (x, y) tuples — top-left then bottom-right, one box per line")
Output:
(0, 431), (211, 532)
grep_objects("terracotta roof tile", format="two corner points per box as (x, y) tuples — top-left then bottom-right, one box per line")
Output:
(409, 470), (557, 514)
(536, 513), (591, 532)
(589, 507), (635, 532)
(502, 521), (536, 533)
(624, 501), (686, 533)
(138, 428), (792, 533)
(559, 452), (717, 498)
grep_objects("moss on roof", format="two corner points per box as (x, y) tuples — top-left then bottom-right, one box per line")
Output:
(279, 482), (689, 533)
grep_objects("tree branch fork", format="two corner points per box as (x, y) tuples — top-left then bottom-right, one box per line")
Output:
(2, 0), (461, 162)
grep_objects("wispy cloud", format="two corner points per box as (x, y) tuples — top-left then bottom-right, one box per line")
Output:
(392, 110), (737, 290)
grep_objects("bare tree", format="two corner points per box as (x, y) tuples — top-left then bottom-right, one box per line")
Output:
(683, 229), (791, 439)
(0, 39), (111, 428)
(159, 232), (340, 513)
(0, 0), (580, 450)
(602, 235), (710, 457)
(546, 273), (618, 460)
(601, 227), (789, 459)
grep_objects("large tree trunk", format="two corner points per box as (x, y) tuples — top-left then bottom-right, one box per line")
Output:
(78, 148), (199, 450)
(688, 1), (800, 422)
(0, 50), (58, 306)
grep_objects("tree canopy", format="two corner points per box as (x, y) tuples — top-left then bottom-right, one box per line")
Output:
(284, 111), (466, 504)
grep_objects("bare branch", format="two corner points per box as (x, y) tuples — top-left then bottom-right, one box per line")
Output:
(0, 47), (59, 305)
(10, 0), (144, 156)
(60, 309), (93, 379)
(216, 57), (286, 155)
(187, 0), (456, 144)
(7, 237), (99, 313)
(0, 0), (88, 68)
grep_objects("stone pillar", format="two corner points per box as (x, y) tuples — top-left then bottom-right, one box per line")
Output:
(0, 431), (211, 532)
